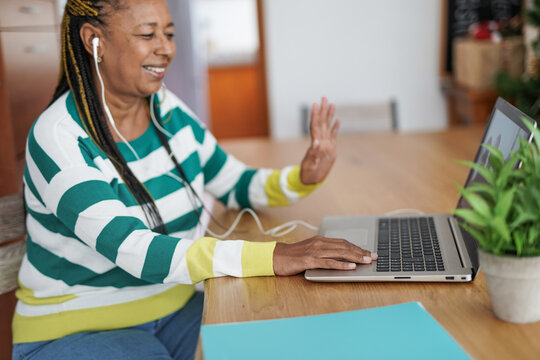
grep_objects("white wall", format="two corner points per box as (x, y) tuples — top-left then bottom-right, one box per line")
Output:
(262, 0), (446, 139)
(166, 0), (209, 124)
(196, 0), (259, 63)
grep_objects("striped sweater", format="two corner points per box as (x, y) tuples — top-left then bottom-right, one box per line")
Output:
(13, 89), (320, 343)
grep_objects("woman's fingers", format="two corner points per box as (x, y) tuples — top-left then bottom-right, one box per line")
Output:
(273, 236), (378, 276)
(319, 97), (329, 128)
(301, 96), (339, 184)
(317, 249), (374, 264)
(310, 102), (321, 139)
(310, 97), (335, 140)
(330, 118), (340, 143)
(315, 238), (376, 263)
(316, 259), (357, 271)
(326, 102), (335, 129)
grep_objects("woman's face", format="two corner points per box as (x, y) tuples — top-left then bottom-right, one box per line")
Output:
(98, 0), (175, 99)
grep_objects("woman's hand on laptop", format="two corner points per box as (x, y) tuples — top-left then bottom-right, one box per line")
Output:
(300, 97), (340, 185)
(273, 236), (378, 276)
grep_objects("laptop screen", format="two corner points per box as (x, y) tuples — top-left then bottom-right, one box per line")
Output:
(455, 98), (535, 274)
(457, 99), (533, 211)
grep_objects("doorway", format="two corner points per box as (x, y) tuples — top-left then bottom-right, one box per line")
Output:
(195, 0), (269, 139)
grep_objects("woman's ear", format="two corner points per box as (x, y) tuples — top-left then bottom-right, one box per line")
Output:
(80, 23), (103, 58)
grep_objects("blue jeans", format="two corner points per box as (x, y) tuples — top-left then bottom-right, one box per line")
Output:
(12, 291), (203, 360)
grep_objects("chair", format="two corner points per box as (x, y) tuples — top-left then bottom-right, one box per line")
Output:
(301, 99), (398, 135)
(0, 193), (26, 358)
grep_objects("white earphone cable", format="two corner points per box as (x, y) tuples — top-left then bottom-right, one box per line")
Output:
(90, 40), (320, 241)
(150, 93), (174, 138)
(162, 162), (319, 238)
(205, 208), (318, 239)
(92, 38), (141, 161)
(149, 87), (318, 238)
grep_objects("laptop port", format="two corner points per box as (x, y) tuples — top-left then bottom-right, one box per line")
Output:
(445, 276), (455, 280)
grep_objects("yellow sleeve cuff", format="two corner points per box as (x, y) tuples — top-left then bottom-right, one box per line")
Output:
(287, 166), (323, 198)
(241, 241), (277, 277)
(186, 237), (218, 284)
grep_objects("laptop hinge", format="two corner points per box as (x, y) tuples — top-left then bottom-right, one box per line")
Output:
(448, 217), (467, 269)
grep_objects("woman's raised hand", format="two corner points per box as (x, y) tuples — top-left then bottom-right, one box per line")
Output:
(300, 97), (340, 184)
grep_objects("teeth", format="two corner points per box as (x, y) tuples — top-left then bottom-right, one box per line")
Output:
(144, 66), (165, 73)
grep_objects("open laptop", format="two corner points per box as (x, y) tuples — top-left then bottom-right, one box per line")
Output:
(305, 98), (536, 282)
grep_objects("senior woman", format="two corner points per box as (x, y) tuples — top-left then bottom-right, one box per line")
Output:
(12, 0), (376, 359)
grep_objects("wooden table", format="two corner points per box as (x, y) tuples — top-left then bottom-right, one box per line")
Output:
(199, 127), (540, 359)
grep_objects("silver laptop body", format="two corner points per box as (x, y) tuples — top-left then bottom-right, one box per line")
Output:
(305, 98), (536, 282)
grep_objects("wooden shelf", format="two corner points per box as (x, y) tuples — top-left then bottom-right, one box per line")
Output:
(440, 76), (499, 125)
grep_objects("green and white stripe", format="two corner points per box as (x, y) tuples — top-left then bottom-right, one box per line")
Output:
(13, 89), (320, 343)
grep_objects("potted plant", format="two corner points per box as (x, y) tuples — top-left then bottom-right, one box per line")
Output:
(455, 118), (540, 324)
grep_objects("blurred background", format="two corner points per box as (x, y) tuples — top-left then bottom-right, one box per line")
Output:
(171, 0), (446, 139)
(0, 0), (536, 192)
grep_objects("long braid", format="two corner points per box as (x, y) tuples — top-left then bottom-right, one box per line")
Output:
(151, 96), (233, 232)
(51, 0), (168, 234)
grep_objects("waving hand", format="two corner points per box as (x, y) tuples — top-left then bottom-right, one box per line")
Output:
(300, 97), (340, 184)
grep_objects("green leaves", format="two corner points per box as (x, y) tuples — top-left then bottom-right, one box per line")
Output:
(510, 212), (537, 229)
(454, 209), (488, 227)
(483, 144), (504, 172)
(494, 188), (515, 219)
(490, 216), (511, 243)
(455, 160), (495, 185)
(465, 182), (496, 201)
(454, 123), (540, 257)
(456, 184), (492, 218)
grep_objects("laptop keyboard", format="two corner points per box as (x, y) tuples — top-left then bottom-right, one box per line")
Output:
(376, 217), (445, 272)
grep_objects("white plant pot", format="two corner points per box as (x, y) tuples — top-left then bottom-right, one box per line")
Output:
(479, 250), (540, 324)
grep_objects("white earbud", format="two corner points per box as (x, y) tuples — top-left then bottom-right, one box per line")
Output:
(91, 35), (141, 161)
(92, 37), (100, 63)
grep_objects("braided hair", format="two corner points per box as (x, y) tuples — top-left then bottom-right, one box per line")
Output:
(52, 0), (169, 234)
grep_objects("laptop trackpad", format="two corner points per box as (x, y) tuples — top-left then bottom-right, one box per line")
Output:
(325, 228), (369, 247)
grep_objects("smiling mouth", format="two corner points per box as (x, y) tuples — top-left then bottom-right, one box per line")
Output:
(143, 65), (167, 77)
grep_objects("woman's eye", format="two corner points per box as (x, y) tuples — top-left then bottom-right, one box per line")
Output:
(166, 33), (175, 39)
(140, 33), (154, 39)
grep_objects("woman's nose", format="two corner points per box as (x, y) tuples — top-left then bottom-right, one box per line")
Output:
(156, 34), (174, 57)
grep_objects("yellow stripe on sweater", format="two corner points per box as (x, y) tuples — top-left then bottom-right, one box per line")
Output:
(264, 166), (324, 207)
(286, 166), (322, 197)
(241, 241), (276, 277)
(264, 170), (289, 207)
(12, 284), (195, 343)
(186, 237), (218, 283)
(16, 283), (77, 305)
